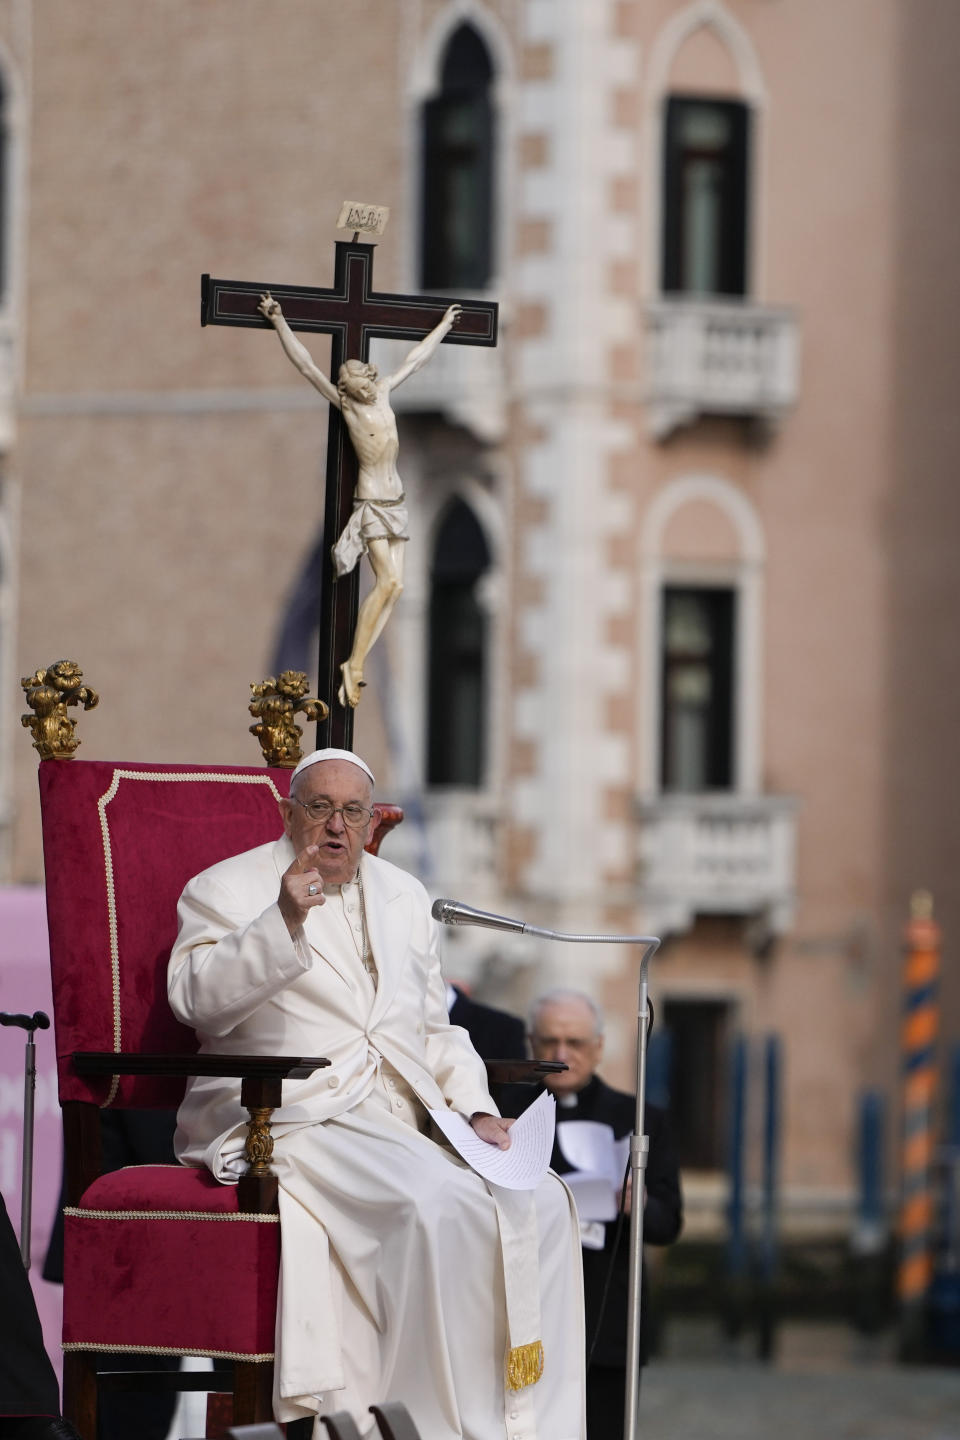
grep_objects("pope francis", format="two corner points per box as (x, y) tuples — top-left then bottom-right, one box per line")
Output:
(168, 748), (585, 1440)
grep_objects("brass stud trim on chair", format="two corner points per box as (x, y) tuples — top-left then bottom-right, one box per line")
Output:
(62, 1341), (274, 1362)
(63, 1207), (279, 1223)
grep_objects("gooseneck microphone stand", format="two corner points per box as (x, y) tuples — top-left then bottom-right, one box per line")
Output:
(0, 1009), (51, 1267)
(432, 899), (659, 1440)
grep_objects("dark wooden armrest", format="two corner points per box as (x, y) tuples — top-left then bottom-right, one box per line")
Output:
(72, 1051), (330, 1213)
(484, 1059), (567, 1085)
(319, 1414), (364, 1440)
(369, 1402), (424, 1440)
(72, 1051), (330, 1080)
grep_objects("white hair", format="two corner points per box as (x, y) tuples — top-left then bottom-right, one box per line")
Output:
(527, 988), (604, 1037)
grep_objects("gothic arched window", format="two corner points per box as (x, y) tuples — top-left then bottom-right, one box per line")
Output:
(427, 498), (490, 786)
(420, 24), (495, 291)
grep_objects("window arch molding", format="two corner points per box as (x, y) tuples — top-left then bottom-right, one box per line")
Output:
(638, 474), (765, 796)
(405, 2), (515, 296)
(409, 2), (514, 113)
(640, 0), (768, 300)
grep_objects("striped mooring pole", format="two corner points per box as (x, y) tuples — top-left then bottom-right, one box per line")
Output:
(898, 889), (942, 1355)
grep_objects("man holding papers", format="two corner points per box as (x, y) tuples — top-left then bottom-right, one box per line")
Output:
(527, 990), (683, 1440)
(168, 749), (585, 1440)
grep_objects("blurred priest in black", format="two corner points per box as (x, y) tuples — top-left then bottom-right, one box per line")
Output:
(526, 989), (683, 1440)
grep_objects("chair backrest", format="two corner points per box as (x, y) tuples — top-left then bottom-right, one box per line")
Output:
(40, 760), (296, 1109)
(39, 759), (403, 1111)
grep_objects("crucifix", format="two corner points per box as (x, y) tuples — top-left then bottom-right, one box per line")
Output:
(201, 241), (499, 750)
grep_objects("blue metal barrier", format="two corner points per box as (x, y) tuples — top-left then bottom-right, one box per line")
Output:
(726, 1034), (747, 1280)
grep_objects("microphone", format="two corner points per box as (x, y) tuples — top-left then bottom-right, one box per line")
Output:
(431, 898), (527, 934)
(432, 899), (661, 950)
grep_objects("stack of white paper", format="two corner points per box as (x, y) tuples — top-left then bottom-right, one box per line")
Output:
(429, 1089), (556, 1190)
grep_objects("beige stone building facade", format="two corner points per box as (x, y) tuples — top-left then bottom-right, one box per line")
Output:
(0, 0), (957, 1233)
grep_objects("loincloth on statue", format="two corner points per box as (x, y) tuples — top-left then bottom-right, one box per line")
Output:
(331, 494), (409, 578)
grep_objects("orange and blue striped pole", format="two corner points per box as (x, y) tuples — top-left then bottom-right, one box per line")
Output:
(898, 889), (941, 1357)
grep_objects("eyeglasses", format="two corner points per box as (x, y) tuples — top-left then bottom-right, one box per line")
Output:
(289, 797), (374, 830)
(530, 1035), (598, 1053)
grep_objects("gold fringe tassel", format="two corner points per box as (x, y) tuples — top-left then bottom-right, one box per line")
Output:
(505, 1340), (544, 1391)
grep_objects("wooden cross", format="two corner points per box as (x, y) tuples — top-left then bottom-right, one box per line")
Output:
(201, 243), (499, 749)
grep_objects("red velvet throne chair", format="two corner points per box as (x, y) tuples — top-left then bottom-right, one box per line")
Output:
(38, 756), (406, 1438)
(35, 744), (556, 1439)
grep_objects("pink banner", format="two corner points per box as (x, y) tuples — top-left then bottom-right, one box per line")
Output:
(1, 886), (63, 1390)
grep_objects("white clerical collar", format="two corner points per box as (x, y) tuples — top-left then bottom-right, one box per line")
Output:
(324, 872), (360, 898)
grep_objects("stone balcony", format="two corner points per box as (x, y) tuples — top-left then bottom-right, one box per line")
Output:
(635, 791), (798, 938)
(644, 297), (800, 439)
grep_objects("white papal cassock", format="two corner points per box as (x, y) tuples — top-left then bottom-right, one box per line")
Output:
(168, 835), (585, 1440)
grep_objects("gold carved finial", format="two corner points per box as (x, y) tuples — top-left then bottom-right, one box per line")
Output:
(243, 1105), (276, 1176)
(21, 659), (99, 760)
(249, 670), (329, 768)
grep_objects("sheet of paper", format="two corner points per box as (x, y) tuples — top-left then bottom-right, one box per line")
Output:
(563, 1171), (619, 1223)
(556, 1119), (617, 1176)
(429, 1088), (556, 1191)
(556, 1120), (631, 1221)
(557, 1120), (630, 1188)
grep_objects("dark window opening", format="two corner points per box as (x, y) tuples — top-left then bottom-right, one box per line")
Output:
(660, 586), (735, 792)
(421, 24), (495, 290)
(662, 95), (749, 296)
(661, 998), (732, 1170)
(427, 498), (490, 786)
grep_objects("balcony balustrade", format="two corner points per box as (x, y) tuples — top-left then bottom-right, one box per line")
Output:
(645, 297), (799, 439)
(636, 791), (798, 937)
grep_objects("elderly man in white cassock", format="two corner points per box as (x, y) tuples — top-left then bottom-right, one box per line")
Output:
(168, 748), (585, 1440)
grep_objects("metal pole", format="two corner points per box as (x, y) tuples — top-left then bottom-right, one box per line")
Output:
(623, 943), (655, 1440)
(727, 1035), (747, 1281)
(855, 1089), (885, 1252)
(897, 890), (941, 1359)
(946, 1047), (960, 1271)
(761, 1036), (780, 1277)
(758, 1034), (781, 1360)
(21, 1029), (38, 1268)
(0, 1009), (50, 1268)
